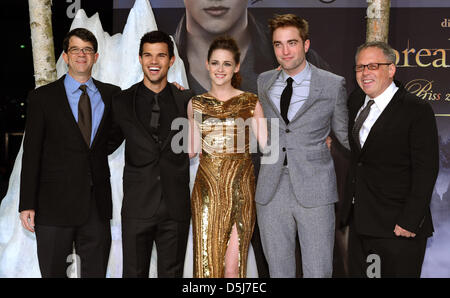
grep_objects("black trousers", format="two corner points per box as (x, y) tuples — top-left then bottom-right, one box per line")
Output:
(348, 215), (428, 278)
(35, 198), (111, 278)
(121, 198), (190, 278)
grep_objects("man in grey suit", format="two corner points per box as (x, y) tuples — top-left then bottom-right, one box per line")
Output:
(255, 14), (349, 277)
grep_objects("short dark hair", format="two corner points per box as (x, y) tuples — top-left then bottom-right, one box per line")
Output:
(269, 14), (309, 42)
(139, 30), (174, 58)
(63, 28), (98, 53)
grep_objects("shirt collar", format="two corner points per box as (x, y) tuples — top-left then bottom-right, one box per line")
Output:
(64, 73), (97, 94)
(364, 81), (398, 113)
(139, 81), (171, 97)
(281, 62), (311, 85)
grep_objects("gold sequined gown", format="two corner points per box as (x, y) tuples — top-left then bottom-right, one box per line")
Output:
(191, 92), (258, 278)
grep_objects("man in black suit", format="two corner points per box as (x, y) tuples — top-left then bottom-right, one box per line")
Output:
(110, 31), (194, 277)
(340, 41), (439, 277)
(19, 28), (120, 277)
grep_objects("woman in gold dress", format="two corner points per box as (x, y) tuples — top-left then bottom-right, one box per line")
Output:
(187, 36), (266, 278)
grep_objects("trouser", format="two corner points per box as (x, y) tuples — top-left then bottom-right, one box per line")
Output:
(348, 214), (428, 278)
(121, 198), (190, 277)
(257, 168), (335, 277)
(35, 198), (111, 278)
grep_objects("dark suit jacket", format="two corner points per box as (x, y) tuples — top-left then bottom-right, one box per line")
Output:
(340, 82), (439, 238)
(110, 82), (194, 221)
(19, 75), (121, 226)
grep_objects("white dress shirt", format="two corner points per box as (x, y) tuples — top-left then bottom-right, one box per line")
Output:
(356, 82), (399, 148)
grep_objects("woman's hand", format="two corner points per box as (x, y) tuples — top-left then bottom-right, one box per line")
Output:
(171, 81), (185, 90)
(326, 136), (332, 150)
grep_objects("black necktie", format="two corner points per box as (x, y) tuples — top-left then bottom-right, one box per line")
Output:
(150, 94), (160, 142)
(280, 77), (294, 124)
(352, 99), (375, 150)
(78, 85), (92, 147)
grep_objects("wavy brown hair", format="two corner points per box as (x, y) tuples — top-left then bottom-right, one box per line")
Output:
(269, 14), (309, 42)
(63, 28), (98, 53)
(207, 36), (242, 88)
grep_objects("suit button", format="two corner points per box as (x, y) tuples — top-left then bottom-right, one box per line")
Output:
(357, 162), (363, 167)
(157, 176), (160, 181)
(286, 129), (291, 133)
(282, 147), (286, 152)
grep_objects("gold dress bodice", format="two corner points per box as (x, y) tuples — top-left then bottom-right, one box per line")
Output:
(191, 92), (258, 278)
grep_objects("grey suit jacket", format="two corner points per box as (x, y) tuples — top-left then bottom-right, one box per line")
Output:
(256, 63), (349, 207)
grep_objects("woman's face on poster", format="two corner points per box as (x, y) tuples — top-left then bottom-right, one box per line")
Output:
(184, 0), (248, 34)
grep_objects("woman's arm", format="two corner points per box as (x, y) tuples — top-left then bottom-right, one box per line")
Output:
(187, 99), (202, 158)
(251, 101), (267, 150)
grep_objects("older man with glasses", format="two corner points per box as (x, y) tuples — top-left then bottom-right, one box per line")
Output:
(340, 41), (439, 278)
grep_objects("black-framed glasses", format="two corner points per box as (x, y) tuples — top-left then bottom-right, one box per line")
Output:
(68, 47), (95, 55)
(354, 63), (392, 72)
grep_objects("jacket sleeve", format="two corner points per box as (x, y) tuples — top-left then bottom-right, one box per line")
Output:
(108, 93), (125, 155)
(19, 91), (45, 212)
(397, 102), (439, 233)
(331, 77), (350, 150)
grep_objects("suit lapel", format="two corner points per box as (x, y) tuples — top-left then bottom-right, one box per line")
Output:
(169, 83), (184, 115)
(290, 64), (322, 123)
(262, 70), (284, 124)
(160, 84), (186, 151)
(359, 88), (403, 156)
(90, 79), (109, 149)
(349, 89), (366, 155)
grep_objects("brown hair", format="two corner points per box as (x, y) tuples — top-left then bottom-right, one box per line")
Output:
(207, 36), (242, 88)
(63, 28), (98, 53)
(269, 14), (310, 42)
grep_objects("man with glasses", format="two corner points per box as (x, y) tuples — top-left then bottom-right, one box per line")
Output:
(340, 41), (439, 277)
(19, 28), (120, 277)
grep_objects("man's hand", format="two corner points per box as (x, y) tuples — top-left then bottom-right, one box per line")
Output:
(20, 210), (35, 233)
(394, 224), (416, 238)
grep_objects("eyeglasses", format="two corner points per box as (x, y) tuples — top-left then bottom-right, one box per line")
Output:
(68, 47), (95, 55)
(354, 63), (392, 72)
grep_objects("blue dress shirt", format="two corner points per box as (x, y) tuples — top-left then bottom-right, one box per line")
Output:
(64, 73), (105, 146)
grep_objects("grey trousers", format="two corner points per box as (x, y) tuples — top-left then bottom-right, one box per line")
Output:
(256, 168), (335, 277)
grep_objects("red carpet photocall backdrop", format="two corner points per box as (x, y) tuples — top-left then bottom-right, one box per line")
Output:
(113, 0), (450, 277)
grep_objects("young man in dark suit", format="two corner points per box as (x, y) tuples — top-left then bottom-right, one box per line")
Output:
(19, 28), (120, 277)
(341, 41), (439, 277)
(110, 31), (194, 277)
